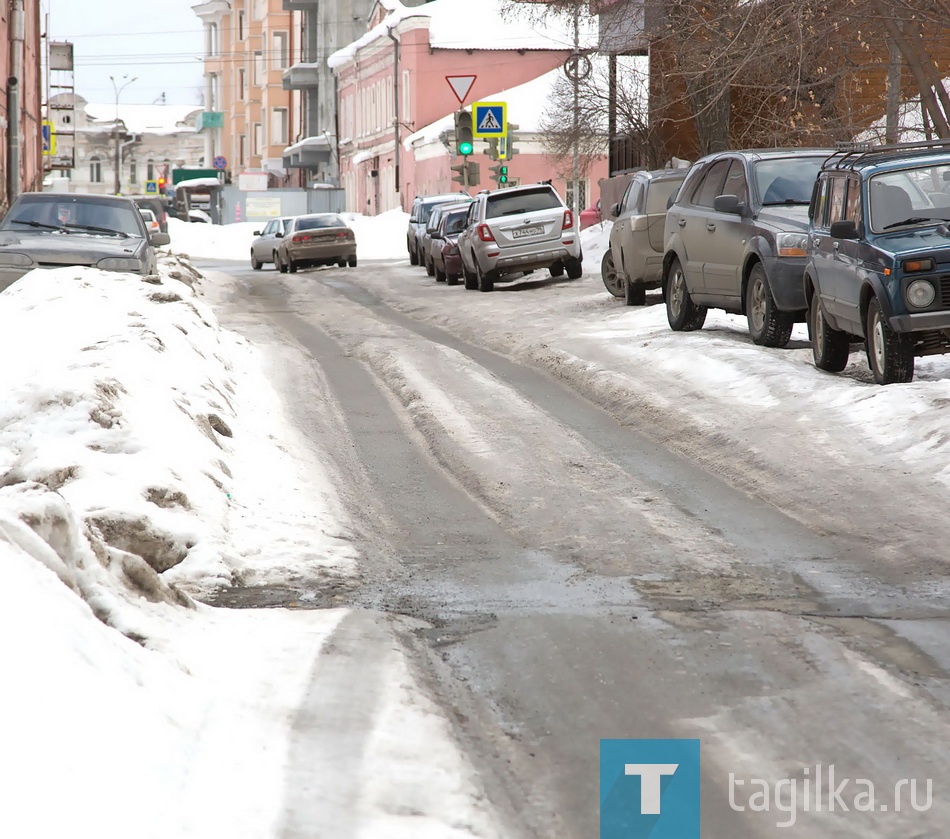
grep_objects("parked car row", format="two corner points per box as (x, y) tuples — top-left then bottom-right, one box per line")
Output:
(407, 182), (584, 292)
(250, 213), (357, 273)
(603, 140), (950, 385)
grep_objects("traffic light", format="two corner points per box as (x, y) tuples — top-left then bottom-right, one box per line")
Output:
(454, 110), (474, 157)
(489, 162), (509, 185)
(451, 159), (480, 187)
(157, 176), (166, 192)
(486, 138), (499, 161)
(499, 123), (520, 160)
(451, 161), (468, 186)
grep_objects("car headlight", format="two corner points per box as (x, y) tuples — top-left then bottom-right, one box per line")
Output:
(97, 257), (145, 272)
(906, 278), (936, 308)
(776, 232), (808, 257)
(0, 252), (34, 268)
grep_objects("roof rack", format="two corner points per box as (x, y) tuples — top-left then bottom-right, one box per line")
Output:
(822, 138), (950, 171)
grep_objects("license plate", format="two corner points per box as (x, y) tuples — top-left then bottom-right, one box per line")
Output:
(512, 225), (544, 239)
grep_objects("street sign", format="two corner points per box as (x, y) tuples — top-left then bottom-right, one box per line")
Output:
(144, 180), (158, 194)
(472, 101), (506, 138)
(212, 155), (228, 170)
(445, 74), (476, 105)
(41, 120), (56, 156)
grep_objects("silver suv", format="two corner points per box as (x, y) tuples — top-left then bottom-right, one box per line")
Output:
(457, 183), (583, 292)
(407, 192), (470, 265)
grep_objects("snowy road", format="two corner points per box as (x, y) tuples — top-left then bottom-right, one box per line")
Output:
(197, 255), (950, 837)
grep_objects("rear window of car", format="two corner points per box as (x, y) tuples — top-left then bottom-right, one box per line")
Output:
(443, 211), (468, 234)
(755, 157), (825, 205)
(645, 177), (685, 214)
(297, 215), (346, 231)
(485, 187), (563, 219)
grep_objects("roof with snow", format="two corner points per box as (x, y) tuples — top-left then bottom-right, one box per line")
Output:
(329, 0), (596, 69)
(82, 103), (201, 135)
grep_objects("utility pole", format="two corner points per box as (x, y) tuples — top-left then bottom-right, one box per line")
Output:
(571, 3), (580, 218)
(110, 75), (136, 195)
(8, 0), (25, 203)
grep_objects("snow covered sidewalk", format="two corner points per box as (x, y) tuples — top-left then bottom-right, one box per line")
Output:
(0, 257), (503, 839)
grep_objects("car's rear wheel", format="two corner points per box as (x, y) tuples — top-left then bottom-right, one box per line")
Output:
(425, 254), (435, 277)
(866, 297), (914, 384)
(464, 256), (478, 290)
(476, 260), (494, 292)
(665, 257), (707, 331)
(348, 255), (357, 268)
(550, 262), (565, 278)
(275, 252), (288, 274)
(566, 258), (584, 280)
(251, 251), (262, 271)
(288, 258), (298, 273)
(446, 272), (459, 286)
(746, 263), (793, 347)
(809, 291), (850, 372)
(409, 244), (419, 265)
(601, 250), (623, 297)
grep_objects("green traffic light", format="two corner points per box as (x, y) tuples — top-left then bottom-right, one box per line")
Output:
(459, 141), (473, 156)
(499, 165), (508, 183)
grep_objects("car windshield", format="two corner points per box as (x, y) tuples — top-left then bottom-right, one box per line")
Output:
(755, 157), (825, 205)
(485, 187), (562, 219)
(2, 198), (141, 237)
(868, 164), (950, 232)
(297, 215), (346, 231)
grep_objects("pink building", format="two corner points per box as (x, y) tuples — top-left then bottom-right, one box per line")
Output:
(329, 0), (608, 214)
(0, 1), (42, 210)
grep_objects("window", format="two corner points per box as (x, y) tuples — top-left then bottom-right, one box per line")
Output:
(90, 156), (102, 183)
(147, 160), (155, 181)
(829, 176), (847, 224)
(720, 159), (748, 204)
(253, 51), (264, 87)
(621, 179), (644, 214)
(565, 181), (587, 212)
(272, 32), (289, 71)
(239, 134), (246, 166)
(692, 160), (731, 207)
(238, 68), (246, 101)
(253, 0), (265, 20)
(271, 107), (288, 146)
(129, 161), (137, 184)
(252, 123), (262, 156)
(237, 10), (245, 40)
(844, 178), (861, 225)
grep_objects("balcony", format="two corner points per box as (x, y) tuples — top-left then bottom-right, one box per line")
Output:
(282, 0), (318, 9)
(283, 135), (333, 169)
(282, 63), (320, 90)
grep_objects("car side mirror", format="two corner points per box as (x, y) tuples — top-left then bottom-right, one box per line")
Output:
(150, 232), (170, 246)
(610, 202), (621, 218)
(713, 194), (743, 215)
(432, 232), (443, 239)
(275, 232), (283, 238)
(829, 219), (858, 239)
(253, 230), (262, 236)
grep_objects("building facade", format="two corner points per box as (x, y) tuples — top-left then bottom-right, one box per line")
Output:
(0, 0), (43, 210)
(192, 0), (297, 183)
(329, 0), (610, 214)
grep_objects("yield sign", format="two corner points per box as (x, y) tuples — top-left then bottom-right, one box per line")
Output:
(446, 74), (476, 105)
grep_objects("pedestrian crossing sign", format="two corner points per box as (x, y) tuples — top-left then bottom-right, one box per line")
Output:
(472, 101), (507, 138)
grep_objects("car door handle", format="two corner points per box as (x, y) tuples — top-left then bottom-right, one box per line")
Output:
(678, 219), (686, 227)
(707, 223), (716, 232)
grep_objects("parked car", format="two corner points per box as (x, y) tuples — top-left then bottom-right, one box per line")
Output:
(429, 204), (471, 285)
(457, 182), (583, 292)
(662, 148), (834, 345)
(804, 140), (950, 384)
(419, 200), (472, 277)
(603, 168), (688, 305)
(0, 192), (169, 293)
(422, 201), (472, 279)
(130, 195), (169, 233)
(138, 207), (161, 235)
(580, 199), (602, 231)
(275, 213), (356, 273)
(250, 216), (294, 270)
(407, 192), (470, 265)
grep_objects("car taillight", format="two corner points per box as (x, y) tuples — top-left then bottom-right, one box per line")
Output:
(562, 210), (574, 230)
(293, 234), (311, 244)
(477, 223), (495, 242)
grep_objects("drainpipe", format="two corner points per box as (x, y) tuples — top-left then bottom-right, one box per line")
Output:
(8, 0), (25, 203)
(387, 26), (400, 201)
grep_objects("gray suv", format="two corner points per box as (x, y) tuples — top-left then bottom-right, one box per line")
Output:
(662, 148), (833, 346)
(457, 183), (583, 292)
(407, 192), (470, 265)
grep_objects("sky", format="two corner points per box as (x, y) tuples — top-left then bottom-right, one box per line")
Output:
(5, 212), (950, 836)
(42, 0), (206, 106)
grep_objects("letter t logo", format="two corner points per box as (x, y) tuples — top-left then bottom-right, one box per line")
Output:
(625, 764), (679, 814)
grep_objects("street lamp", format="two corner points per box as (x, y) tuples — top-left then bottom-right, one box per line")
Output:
(109, 74), (136, 194)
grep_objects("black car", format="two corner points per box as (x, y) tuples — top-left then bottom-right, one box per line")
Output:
(662, 148), (834, 346)
(805, 140), (950, 384)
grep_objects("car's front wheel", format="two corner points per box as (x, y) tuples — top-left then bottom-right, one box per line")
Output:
(601, 250), (623, 297)
(866, 297), (914, 384)
(665, 257), (707, 331)
(809, 291), (850, 372)
(409, 243), (419, 265)
(251, 251), (262, 271)
(746, 263), (793, 347)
